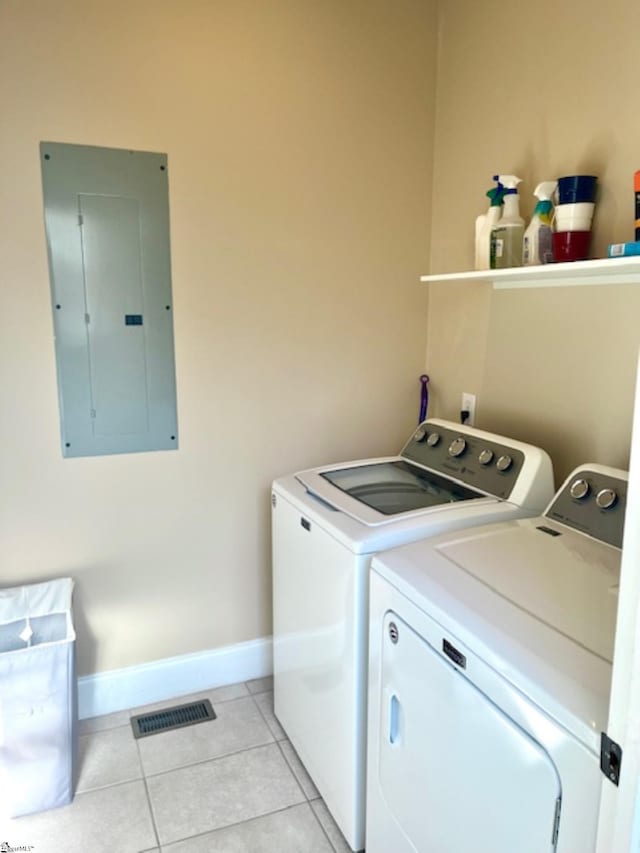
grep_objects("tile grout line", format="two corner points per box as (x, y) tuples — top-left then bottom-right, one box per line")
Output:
(129, 687), (252, 720)
(157, 801), (317, 851)
(308, 799), (344, 853)
(243, 678), (273, 697)
(135, 729), (162, 852)
(141, 739), (283, 782)
(248, 689), (287, 743)
(70, 775), (148, 799)
(248, 692), (273, 738)
(274, 738), (311, 804)
(75, 772), (143, 797)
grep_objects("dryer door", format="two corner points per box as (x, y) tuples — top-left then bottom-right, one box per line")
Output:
(376, 611), (562, 853)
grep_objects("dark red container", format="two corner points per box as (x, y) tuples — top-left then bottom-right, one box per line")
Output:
(552, 230), (591, 262)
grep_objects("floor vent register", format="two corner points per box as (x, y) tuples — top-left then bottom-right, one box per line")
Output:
(131, 699), (216, 738)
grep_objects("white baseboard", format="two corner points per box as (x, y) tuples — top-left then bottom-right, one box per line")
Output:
(77, 636), (273, 719)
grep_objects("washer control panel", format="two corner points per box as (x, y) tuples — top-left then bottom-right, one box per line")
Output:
(546, 467), (628, 548)
(401, 422), (525, 500)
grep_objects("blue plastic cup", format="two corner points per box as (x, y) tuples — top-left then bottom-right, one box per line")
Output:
(557, 175), (598, 204)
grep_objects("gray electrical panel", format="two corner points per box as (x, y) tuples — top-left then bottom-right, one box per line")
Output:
(40, 142), (178, 458)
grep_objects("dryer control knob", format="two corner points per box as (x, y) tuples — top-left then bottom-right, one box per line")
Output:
(596, 488), (618, 510)
(496, 454), (513, 472)
(448, 437), (467, 457)
(426, 432), (441, 447)
(414, 427), (427, 442)
(570, 478), (590, 500)
(478, 449), (494, 466)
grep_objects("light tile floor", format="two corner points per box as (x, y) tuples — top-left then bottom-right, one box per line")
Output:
(1, 677), (352, 853)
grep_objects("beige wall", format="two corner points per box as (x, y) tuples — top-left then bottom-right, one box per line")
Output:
(0, 0), (438, 675)
(427, 0), (640, 483)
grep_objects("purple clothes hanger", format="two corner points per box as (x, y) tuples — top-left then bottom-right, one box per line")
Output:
(419, 374), (429, 423)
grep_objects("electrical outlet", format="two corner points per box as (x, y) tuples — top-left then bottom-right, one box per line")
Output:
(461, 392), (477, 426)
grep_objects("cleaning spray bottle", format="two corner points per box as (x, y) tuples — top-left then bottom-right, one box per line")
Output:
(490, 175), (524, 269)
(523, 181), (557, 265)
(475, 177), (505, 270)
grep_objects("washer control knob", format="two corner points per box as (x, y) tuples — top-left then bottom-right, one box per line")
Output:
(448, 437), (467, 458)
(569, 478), (590, 501)
(478, 449), (494, 466)
(426, 432), (441, 447)
(414, 427), (427, 442)
(596, 488), (618, 510)
(496, 454), (513, 472)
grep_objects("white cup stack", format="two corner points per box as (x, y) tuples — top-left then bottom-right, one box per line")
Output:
(554, 201), (595, 233)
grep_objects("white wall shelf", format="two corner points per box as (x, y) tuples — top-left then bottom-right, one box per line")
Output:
(420, 256), (640, 290)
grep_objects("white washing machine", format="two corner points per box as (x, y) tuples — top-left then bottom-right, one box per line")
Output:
(271, 418), (554, 851)
(367, 463), (627, 853)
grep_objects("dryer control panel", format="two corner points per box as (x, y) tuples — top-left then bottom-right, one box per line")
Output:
(545, 466), (628, 548)
(401, 421), (525, 500)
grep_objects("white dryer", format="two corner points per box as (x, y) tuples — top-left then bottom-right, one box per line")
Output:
(272, 418), (554, 851)
(367, 463), (627, 853)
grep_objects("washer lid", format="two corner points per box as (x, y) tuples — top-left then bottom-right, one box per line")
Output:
(317, 459), (482, 515)
(297, 458), (490, 528)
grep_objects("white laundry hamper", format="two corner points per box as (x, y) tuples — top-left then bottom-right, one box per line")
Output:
(0, 578), (77, 818)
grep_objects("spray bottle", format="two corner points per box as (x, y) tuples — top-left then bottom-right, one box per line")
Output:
(475, 177), (505, 270)
(490, 175), (524, 269)
(523, 181), (557, 265)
